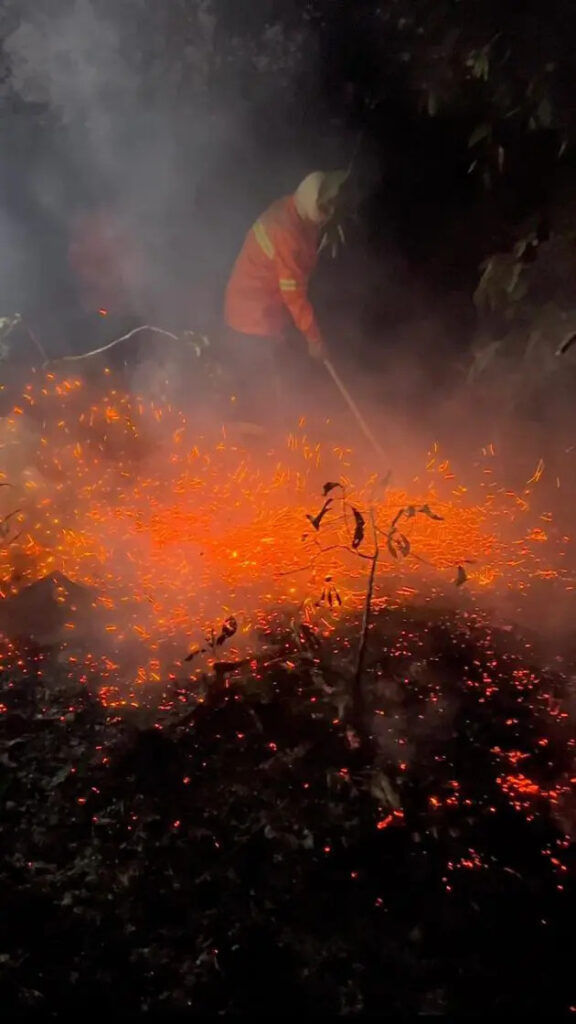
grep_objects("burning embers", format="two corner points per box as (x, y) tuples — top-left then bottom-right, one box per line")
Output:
(0, 369), (570, 684)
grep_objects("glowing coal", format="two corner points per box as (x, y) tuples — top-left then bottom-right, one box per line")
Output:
(0, 370), (571, 684)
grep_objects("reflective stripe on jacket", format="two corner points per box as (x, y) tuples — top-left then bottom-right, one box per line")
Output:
(224, 195), (322, 343)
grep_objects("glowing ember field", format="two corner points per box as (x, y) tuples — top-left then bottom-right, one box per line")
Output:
(4, 374), (576, 1017)
(0, 371), (572, 680)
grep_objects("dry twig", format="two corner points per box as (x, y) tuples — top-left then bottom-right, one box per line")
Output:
(352, 509), (379, 731)
(50, 325), (181, 365)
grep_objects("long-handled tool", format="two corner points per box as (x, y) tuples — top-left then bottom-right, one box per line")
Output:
(323, 357), (388, 466)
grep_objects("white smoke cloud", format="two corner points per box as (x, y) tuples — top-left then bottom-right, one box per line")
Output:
(6, 1), (135, 120)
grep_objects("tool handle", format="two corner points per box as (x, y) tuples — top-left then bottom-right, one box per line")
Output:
(323, 357), (387, 464)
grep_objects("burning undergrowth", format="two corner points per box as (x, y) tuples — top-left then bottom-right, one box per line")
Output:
(1, 368), (576, 1012)
(0, 368), (571, 690)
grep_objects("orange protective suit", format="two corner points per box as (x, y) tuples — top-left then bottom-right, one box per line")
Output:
(224, 195), (322, 346)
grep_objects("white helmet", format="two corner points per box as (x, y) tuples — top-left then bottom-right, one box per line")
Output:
(294, 169), (349, 224)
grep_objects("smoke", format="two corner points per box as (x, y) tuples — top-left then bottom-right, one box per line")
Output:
(1, 0), (323, 335)
(6, 1), (136, 128)
(1, 0), (573, 673)
(4, 2), (181, 323)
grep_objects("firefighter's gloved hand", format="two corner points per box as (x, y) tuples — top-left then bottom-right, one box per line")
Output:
(307, 335), (325, 361)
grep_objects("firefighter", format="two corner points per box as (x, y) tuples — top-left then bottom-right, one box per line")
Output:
(223, 170), (348, 427)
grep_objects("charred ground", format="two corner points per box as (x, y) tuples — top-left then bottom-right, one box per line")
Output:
(1, 605), (575, 1015)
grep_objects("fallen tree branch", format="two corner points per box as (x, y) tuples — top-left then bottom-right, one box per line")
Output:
(0, 315), (48, 366)
(49, 325), (181, 365)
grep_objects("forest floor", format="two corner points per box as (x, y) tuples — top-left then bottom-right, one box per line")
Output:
(1, 599), (576, 1015)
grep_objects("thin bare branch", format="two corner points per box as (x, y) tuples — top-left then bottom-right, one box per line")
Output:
(50, 325), (181, 365)
(352, 509), (379, 731)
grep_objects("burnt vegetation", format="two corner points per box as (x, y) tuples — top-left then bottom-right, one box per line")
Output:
(1, 477), (576, 1012)
(2, 0), (576, 1016)
(1, 609), (576, 1014)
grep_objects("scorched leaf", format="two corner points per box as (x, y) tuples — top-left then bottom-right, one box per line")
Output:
(216, 616), (238, 646)
(306, 498), (332, 531)
(184, 646), (205, 663)
(557, 331), (576, 356)
(351, 507), (365, 549)
(397, 533), (411, 558)
(454, 565), (468, 587)
(322, 481), (341, 496)
(419, 503), (444, 522)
